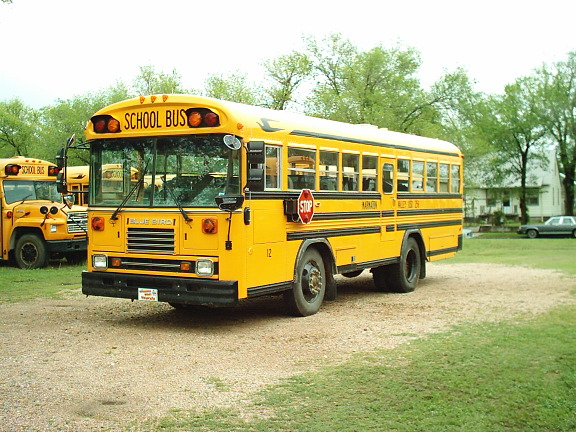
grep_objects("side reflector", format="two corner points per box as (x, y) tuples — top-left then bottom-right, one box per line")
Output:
(91, 216), (105, 231)
(202, 218), (218, 234)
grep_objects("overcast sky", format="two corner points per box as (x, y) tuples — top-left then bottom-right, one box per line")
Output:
(1, 0), (574, 108)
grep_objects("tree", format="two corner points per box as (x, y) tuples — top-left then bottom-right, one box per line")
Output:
(533, 52), (576, 216)
(474, 77), (547, 224)
(262, 51), (312, 110)
(204, 72), (260, 105)
(0, 99), (38, 157)
(133, 66), (186, 95)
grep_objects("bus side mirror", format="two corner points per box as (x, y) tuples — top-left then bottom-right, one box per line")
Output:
(56, 172), (67, 194)
(246, 141), (265, 192)
(56, 148), (65, 170)
(215, 194), (244, 211)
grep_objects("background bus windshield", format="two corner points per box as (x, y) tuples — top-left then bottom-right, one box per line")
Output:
(90, 135), (240, 207)
(3, 180), (62, 204)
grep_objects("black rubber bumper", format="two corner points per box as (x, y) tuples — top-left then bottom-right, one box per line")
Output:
(47, 238), (87, 253)
(82, 271), (239, 306)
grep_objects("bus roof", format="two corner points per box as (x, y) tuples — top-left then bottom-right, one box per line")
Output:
(87, 94), (462, 157)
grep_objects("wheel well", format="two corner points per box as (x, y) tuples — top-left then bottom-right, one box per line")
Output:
(10, 227), (45, 251)
(294, 239), (337, 300)
(404, 231), (427, 279)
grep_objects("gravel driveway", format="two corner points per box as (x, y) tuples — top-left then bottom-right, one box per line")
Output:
(1, 263), (574, 431)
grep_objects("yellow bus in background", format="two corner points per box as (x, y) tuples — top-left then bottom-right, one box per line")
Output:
(0, 156), (87, 268)
(80, 95), (463, 316)
(66, 165), (89, 206)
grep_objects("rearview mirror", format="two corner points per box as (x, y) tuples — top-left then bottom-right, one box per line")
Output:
(215, 194), (244, 211)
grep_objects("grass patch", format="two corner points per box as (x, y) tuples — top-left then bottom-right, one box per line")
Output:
(147, 305), (576, 432)
(448, 237), (576, 275)
(0, 261), (83, 304)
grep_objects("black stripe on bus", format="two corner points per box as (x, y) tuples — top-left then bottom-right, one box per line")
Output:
(397, 193), (463, 199)
(382, 210), (395, 218)
(248, 191), (381, 200)
(427, 246), (459, 257)
(338, 257), (398, 274)
(397, 208), (463, 217)
(247, 281), (292, 297)
(313, 211), (381, 221)
(289, 129), (462, 157)
(396, 219), (462, 231)
(287, 226), (381, 241)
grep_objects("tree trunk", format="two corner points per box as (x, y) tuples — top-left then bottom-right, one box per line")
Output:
(563, 170), (575, 216)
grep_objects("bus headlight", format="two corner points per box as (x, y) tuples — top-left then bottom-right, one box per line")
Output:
(92, 254), (108, 269)
(49, 224), (57, 233)
(196, 259), (214, 277)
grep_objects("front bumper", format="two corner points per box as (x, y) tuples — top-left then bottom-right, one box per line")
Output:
(82, 271), (239, 306)
(47, 238), (87, 253)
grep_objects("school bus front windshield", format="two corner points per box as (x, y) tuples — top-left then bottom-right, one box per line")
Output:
(90, 134), (240, 207)
(3, 180), (63, 204)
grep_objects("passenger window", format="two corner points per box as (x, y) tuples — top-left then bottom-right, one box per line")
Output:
(342, 153), (359, 191)
(288, 147), (316, 190)
(265, 146), (281, 189)
(397, 159), (410, 192)
(426, 162), (437, 192)
(382, 163), (394, 194)
(451, 165), (460, 193)
(412, 161), (424, 191)
(439, 163), (449, 192)
(319, 151), (338, 191)
(362, 155), (378, 191)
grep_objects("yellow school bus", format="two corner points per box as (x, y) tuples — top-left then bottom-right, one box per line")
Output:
(66, 166), (89, 206)
(81, 95), (463, 316)
(0, 156), (88, 268)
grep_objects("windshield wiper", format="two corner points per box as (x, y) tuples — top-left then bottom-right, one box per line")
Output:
(110, 162), (149, 221)
(160, 175), (192, 223)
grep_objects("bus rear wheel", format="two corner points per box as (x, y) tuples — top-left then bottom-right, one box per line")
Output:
(387, 237), (421, 293)
(285, 248), (326, 317)
(15, 234), (48, 269)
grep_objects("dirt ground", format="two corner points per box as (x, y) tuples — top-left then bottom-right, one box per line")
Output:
(1, 262), (574, 431)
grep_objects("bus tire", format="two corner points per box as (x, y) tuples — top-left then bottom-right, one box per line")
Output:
(285, 248), (326, 317)
(15, 234), (48, 269)
(387, 237), (421, 293)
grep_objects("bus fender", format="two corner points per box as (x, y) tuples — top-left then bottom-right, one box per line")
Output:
(400, 229), (427, 280)
(293, 238), (338, 301)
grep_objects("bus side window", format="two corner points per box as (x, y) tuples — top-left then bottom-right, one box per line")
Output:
(319, 150), (338, 191)
(439, 163), (449, 192)
(412, 160), (424, 192)
(426, 162), (438, 192)
(382, 162), (394, 194)
(265, 145), (281, 189)
(451, 165), (461, 193)
(288, 147), (316, 190)
(397, 159), (410, 192)
(362, 155), (377, 191)
(342, 153), (359, 191)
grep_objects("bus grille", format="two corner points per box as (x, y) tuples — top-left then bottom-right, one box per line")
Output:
(127, 228), (175, 254)
(67, 211), (88, 233)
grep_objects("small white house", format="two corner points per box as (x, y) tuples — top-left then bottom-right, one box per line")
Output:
(465, 150), (565, 222)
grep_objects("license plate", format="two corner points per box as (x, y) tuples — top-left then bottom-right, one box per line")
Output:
(138, 288), (158, 301)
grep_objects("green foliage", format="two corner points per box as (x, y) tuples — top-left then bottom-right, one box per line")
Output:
(203, 71), (261, 105)
(0, 262), (83, 303)
(0, 98), (39, 157)
(263, 51), (312, 110)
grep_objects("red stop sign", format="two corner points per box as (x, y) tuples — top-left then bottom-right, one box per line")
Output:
(297, 189), (315, 224)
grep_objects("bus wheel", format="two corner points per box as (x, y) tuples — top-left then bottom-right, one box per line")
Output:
(15, 234), (48, 269)
(285, 248), (326, 317)
(387, 237), (421, 293)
